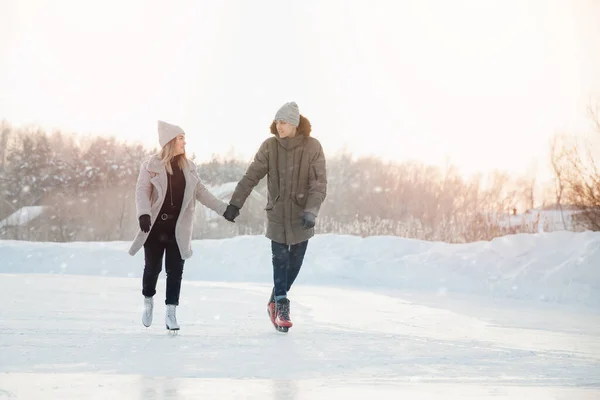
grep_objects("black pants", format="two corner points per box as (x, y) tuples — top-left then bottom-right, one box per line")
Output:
(272, 240), (309, 299)
(142, 227), (185, 305)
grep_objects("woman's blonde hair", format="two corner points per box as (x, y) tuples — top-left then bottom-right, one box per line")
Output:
(159, 137), (188, 174)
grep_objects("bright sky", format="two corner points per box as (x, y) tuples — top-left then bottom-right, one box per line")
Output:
(1, 0), (599, 178)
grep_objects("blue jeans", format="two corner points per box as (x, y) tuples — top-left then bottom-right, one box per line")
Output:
(272, 240), (309, 300)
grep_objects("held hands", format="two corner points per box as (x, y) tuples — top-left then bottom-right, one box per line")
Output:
(223, 204), (240, 222)
(223, 204), (313, 228)
(301, 212), (316, 230)
(139, 214), (151, 233)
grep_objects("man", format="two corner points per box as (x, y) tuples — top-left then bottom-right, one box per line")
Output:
(224, 101), (327, 331)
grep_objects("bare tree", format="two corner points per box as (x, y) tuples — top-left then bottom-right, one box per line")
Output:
(0, 120), (10, 169)
(549, 101), (600, 231)
(550, 135), (568, 229)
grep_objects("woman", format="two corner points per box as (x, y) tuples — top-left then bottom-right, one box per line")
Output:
(128, 120), (237, 331)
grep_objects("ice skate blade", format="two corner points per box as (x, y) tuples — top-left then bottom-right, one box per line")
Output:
(276, 326), (289, 333)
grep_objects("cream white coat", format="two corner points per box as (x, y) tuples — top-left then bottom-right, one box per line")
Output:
(128, 155), (227, 260)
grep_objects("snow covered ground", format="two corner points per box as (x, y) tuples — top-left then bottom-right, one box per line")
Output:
(1, 232), (599, 399)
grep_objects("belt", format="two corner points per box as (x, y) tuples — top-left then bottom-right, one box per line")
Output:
(159, 213), (176, 221)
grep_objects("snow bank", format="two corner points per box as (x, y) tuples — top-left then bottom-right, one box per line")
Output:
(1, 231), (599, 307)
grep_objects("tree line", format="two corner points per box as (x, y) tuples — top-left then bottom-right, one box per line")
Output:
(1, 108), (598, 243)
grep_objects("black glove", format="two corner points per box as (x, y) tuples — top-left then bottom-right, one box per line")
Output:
(301, 212), (316, 230)
(223, 204), (240, 222)
(139, 214), (151, 233)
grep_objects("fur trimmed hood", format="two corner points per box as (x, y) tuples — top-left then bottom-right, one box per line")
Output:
(270, 115), (311, 137)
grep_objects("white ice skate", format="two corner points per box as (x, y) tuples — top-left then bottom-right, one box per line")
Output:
(165, 304), (180, 331)
(142, 296), (153, 327)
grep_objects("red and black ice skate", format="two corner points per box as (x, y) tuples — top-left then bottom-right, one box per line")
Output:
(267, 297), (292, 333)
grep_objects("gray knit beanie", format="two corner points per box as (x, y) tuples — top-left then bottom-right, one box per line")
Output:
(157, 120), (185, 148)
(274, 102), (300, 127)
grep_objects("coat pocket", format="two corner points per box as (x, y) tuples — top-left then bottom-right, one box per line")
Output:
(265, 195), (280, 211)
(290, 197), (304, 220)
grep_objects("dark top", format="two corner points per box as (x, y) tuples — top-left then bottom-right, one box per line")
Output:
(155, 156), (186, 231)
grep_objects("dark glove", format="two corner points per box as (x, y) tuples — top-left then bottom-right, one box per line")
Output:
(301, 212), (316, 230)
(139, 214), (151, 233)
(223, 204), (240, 222)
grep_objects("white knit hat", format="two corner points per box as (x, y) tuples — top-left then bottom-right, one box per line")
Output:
(274, 102), (300, 127)
(157, 120), (185, 148)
